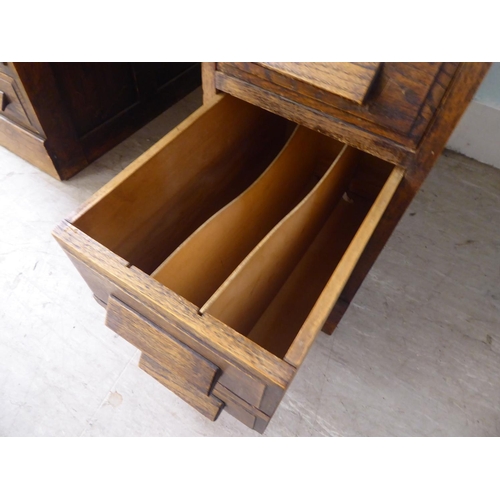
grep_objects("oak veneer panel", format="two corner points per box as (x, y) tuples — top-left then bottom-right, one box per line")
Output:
(258, 63), (381, 104)
(50, 63), (138, 137)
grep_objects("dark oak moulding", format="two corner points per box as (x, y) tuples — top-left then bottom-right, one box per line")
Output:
(53, 62), (491, 433)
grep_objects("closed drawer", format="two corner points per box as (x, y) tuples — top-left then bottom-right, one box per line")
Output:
(215, 62), (459, 158)
(0, 72), (33, 129)
(53, 94), (403, 433)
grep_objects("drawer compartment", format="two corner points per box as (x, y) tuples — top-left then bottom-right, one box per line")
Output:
(73, 94), (294, 275)
(152, 126), (344, 306)
(54, 94), (403, 433)
(201, 147), (403, 363)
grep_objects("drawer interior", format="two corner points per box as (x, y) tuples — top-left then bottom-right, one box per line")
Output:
(73, 96), (295, 274)
(200, 149), (400, 359)
(71, 94), (403, 365)
(151, 126), (344, 307)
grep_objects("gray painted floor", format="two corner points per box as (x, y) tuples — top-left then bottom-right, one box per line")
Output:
(1, 89), (499, 436)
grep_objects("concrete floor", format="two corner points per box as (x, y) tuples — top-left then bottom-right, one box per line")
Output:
(1, 88), (499, 436)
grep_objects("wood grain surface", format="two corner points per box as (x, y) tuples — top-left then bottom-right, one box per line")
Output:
(258, 62), (381, 104)
(218, 62), (456, 144)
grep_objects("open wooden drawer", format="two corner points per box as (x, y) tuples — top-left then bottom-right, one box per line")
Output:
(53, 93), (404, 433)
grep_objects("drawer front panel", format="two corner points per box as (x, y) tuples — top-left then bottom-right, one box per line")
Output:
(106, 295), (221, 396)
(111, 286), (279, 411)
(57, 237), (279, 423)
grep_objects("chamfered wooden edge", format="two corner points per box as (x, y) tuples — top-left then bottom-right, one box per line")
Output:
(52, 220), (296, 391)
(284, 165), (405, 367)
(201, 63), (217, 104)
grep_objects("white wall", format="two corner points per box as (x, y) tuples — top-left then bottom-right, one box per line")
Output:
(447, 63), (500, 169)
(474, 63), (500, 110)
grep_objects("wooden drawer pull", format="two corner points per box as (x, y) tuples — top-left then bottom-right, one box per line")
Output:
(257, 62), (382, 104)
(105, 295), (221, 396)
(0, 90), (6, 112)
